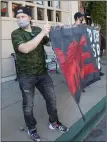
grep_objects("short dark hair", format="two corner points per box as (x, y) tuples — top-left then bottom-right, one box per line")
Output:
(74, 12), (84, 21)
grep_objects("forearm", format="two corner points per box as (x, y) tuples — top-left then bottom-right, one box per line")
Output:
(18, 31), (45, 53)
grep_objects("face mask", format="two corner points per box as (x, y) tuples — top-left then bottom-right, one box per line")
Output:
(17, 19), (30, 28)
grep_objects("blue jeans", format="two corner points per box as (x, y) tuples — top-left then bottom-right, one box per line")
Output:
(18, 73), (58, 130)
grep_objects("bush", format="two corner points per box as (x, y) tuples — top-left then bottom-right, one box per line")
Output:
(82, 1), (106, 36)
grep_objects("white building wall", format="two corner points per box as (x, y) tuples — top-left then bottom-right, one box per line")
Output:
(1, 1), (79, 83)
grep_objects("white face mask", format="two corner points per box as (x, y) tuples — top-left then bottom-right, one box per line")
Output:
(17, 19), (30, 28)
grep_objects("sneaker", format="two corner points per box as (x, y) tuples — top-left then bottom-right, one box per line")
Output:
(28, 129), (40, 142)
(100, 72), (105, 76)
(49, 121), (69, 133)
(82, 89), (85, 93)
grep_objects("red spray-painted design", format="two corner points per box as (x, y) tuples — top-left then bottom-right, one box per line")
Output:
(54, 36), (98, 98)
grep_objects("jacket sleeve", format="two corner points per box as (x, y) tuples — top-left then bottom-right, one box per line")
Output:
(11, 31), (25, 51)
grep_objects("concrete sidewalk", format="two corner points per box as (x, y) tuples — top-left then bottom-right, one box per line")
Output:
(1, 65), (106, 141)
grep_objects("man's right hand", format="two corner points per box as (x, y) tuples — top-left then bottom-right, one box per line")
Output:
(41, 24), (51, 36)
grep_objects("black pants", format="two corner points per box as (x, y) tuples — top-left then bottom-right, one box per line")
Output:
(18, 73), (58, 130)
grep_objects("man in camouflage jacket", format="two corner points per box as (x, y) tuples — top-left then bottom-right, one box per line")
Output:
(11, 6), (68, 141)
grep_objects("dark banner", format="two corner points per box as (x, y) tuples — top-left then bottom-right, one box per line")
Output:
(49, 25), (101, 104)
(80, 25), (101, 87)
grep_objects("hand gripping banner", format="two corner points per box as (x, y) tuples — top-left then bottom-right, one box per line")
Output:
(49, 25), (101, 121)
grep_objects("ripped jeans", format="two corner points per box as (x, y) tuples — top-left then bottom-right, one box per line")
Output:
(18, 73), (58, 130)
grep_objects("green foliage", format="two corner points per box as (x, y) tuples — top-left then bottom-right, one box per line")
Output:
(91, 1), (106, 36)
(82, 1), (106, 36)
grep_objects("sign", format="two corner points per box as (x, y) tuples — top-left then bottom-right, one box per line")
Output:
(50, 25), (101, 104)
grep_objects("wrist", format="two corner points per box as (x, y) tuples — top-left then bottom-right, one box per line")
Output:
(40, 30), (47, 36)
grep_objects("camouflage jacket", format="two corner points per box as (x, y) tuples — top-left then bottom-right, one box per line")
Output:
(11, 26), (49, 75)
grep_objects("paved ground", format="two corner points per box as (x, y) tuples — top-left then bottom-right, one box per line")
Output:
(1, 59), (106, 141)
(84, 57), (107, 142)
(84, 116), (106, 142)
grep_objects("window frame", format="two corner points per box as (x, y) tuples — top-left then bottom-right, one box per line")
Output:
(1, 1), (9, 17)
(56, 10), (61, 22)
(37, 7), (45, 21)
(1, 1), (62, 22)
(47, 9), (54, 22)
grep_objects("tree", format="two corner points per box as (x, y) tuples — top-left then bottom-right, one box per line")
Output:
(82, 1), (106, 36)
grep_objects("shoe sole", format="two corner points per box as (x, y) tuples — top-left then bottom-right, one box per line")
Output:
(28, 136), (40, 142)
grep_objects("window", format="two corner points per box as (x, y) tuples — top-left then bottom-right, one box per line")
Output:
(26, 6), (35, 19)
(47, 10), (53, 21)
(46, 1), (53, 7)
(36, 0), (43, 5)
(56, 11), (61, 22)
(1, 1), (8, 17)
(25, 1), (33, 3)
(12, 3), (21, 17)
(54, 1), (60, 8)
(37, 8), (44, 20)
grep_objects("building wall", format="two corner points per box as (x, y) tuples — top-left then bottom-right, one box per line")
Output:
(1, 1), (79, 83)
